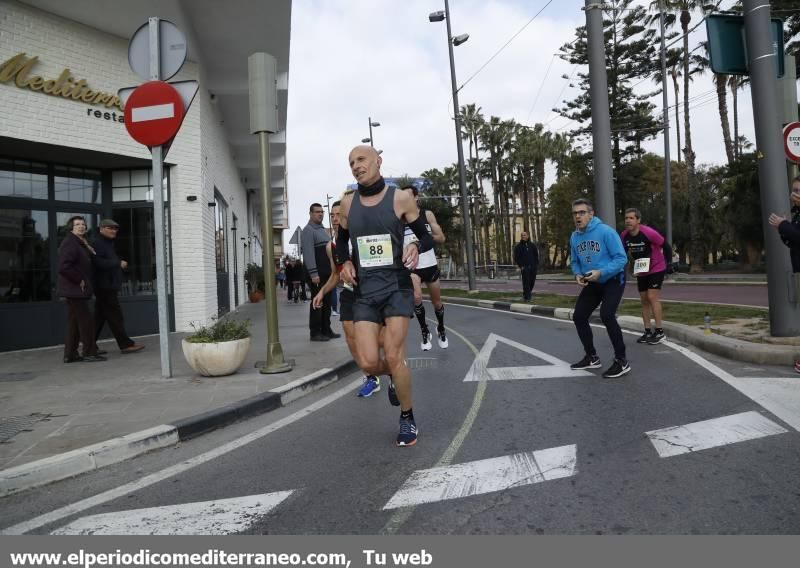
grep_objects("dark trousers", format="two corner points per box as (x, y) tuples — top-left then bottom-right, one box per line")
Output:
(573, 274), (626, 360)
(307, 279), (332, 337)
(521, 267), (537, 300)
(65, 297), (97, 357)
(94, 289), (134, 349)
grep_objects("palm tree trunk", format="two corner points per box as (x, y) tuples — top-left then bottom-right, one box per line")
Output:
(682, 12), (702, 273)
(715, 73), (734, 166)
(731, 77), (739, 161)
(672, 69), (682, 164)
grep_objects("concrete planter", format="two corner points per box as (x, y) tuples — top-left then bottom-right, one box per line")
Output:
(181, 337), (251, 377)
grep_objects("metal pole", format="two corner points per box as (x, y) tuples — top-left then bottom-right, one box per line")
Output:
(743, 0), (800, 336)
(148, 17), (172, 378)
(444, 0), (476, 290)
(259, 131), (291, 372)
(584, 0), (616, 226)
(659, 0), (673, 247)
(368, 117), (374, 147)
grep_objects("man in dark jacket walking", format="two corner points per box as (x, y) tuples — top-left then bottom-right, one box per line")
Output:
(768, 175), (800, 373)
(301, 203), (339, 341)
(91, 219), (144, 355)
(513, 231), (539, 301)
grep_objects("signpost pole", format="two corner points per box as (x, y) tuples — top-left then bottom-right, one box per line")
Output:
(149, 17), (172, 377)
(743, 0), (800, 335)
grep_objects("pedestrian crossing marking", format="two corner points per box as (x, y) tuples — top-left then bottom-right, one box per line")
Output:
(50, 491), (294, 535)
(646, 411), (788, 458)
(383, 445), (577, 509)
(463, 333), (592, 382)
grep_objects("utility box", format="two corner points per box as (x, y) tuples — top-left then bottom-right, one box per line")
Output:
(706, 14), (784, 77)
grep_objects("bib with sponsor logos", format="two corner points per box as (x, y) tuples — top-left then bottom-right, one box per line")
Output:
(633, 257), (651, 275)
(357, 234), (394, 268)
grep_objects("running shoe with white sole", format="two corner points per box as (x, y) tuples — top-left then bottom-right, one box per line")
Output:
(357, 375), (381, 397)
(570, 354), (602, 370)
(636, 330), (653, 344)
(437, 327), (448, 349)
(421, 328), (432, 351)
(602, 359), (631, 378)
(646, 330), (665, 345)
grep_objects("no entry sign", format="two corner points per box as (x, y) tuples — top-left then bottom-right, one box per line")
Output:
(785, 122), (800, 164)
(124, 81), (185, 147)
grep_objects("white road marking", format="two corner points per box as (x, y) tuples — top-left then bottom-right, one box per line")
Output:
(444, 302), (800, 433)
(383, 445), (577, 510)
(50, 491), (293, 535)
(463, 333), (592, 382)
(131, 103), (175, 122)
(1, 378), (363, 535)
(646, 411), (788, 458)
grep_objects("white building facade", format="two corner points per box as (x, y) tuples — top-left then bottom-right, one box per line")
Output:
(0, 0), (291, 351)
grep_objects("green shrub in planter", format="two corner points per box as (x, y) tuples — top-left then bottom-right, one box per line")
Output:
(186, 317), (251, 343)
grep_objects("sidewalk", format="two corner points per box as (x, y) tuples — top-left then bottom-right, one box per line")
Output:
(0, 293), (352, 495)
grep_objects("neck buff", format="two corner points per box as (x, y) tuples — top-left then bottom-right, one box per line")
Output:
(358, 176), (385, 196)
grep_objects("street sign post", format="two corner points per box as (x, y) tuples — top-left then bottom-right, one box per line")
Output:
(784, 122), (800, 164)
(120, 18), (197, 378)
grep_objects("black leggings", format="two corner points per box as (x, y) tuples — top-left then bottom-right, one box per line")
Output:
(573, 274), (626, 361)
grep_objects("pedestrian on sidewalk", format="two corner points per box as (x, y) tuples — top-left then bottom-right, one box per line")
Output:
(336, 145), (434, 446)
(513, 231), (538, 302)
(302, 203), (338, 341)
(57, 216), (106, 363)
(768, 174), (800, 374)
(568, 199), (630, 379)
(91, 219), (145, 355)
(621, 209), (667, 345)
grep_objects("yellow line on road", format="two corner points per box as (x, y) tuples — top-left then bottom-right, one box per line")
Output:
(381, 317), (486, 535)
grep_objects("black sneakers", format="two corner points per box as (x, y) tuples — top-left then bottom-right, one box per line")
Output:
(570, 354), (602, 370)
(646, 330), (666, 344)
(636, 330), (653, 344)
(602, 359), (631, 378)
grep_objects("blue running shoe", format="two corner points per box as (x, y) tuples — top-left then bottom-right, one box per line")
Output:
(387, 379), (400, 406)
(396, 415), (418, 446)
(357, 375), (380, 397)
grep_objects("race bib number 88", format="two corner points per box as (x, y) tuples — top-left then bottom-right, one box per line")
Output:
(357, 234), (394, 267)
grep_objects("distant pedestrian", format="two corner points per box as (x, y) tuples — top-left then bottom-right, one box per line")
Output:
(301, 204), (339, 341)
(768, 174), (800, 374)
(91, 219), (145, 355)
(277, 266), (286, 289)
(621, 209), (667, 345)
(57, 216), (106, 363)
(513, 231), (538, 301)
(568, 199), (630, 379)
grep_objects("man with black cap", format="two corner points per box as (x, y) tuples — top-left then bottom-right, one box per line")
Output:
(91, 219), (145, 355)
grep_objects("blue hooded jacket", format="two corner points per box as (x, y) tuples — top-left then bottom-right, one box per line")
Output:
(570, 216), (628, 284)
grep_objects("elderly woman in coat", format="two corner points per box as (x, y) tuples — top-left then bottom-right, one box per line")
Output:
(57, 216), (106, 363)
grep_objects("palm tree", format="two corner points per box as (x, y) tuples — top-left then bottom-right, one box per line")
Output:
(691, 41), (734, 165)
(461, 103), (487, 268)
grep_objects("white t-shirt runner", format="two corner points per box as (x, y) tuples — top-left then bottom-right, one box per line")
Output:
(403, 211), (437, 269)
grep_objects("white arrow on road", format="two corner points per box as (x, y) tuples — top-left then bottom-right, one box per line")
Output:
(463, 333), (592, 382)
(383, 445), (577, 509)
(51, 491), (294, 535)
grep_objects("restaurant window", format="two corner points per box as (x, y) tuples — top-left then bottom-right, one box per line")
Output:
(54, 166), (101, 203)
(0, 159), (48, 200)
(112, 169), (169, 202)
(0, 209), (50, 302)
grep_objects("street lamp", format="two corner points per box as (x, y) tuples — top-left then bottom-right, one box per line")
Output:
(364, 117), (381, 147)
(429, 0), (476, 291)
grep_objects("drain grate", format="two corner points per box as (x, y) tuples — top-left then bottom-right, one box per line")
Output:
(0, 413), (52, 443)
(406, 357), (439, 370)
(0, 372), (36, 382)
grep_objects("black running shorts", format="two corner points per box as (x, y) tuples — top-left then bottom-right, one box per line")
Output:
(636, 270), (665, 292)
(339, 288), (355, 322)
(413, 265), (441, 284)
(353, 288), (414, 324)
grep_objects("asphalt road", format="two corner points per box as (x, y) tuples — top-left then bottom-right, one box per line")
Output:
(445, 278), (769, 307)
(3, 302), (798, 535)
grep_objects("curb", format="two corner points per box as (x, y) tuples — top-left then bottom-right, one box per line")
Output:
(439, 295), (797, 366)
(0, 358), (359, 498)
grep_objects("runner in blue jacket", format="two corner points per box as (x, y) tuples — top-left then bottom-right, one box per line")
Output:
(568, 198), (630, 378)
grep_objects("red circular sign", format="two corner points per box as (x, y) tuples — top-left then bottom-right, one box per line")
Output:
(124, 81), (185, 147)
(784, 121), (800, 164)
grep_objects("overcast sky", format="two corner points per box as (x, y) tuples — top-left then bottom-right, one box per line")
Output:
(283, 0), (764, 249)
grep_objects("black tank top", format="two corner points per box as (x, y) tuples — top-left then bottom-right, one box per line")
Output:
(348, 185), (411, 297)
